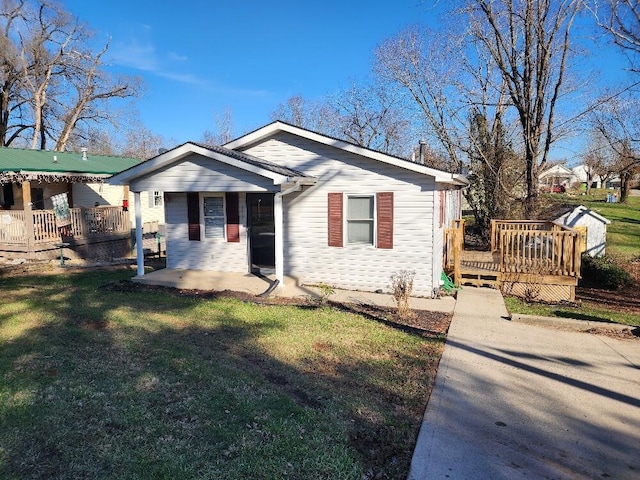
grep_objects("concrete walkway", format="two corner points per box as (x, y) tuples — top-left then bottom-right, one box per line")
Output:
(408, 287), (640, 479)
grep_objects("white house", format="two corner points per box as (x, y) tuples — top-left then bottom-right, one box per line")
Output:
(109, 122), (467, 297)
(539, 164), (574, 189)
(555, 205), (610, 257)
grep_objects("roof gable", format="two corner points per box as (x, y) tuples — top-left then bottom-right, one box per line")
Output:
(108, 142), (316, 186)
(540, 164), (573, 177)
(556, 205), (611, 225)
(224, 121), (468, 186)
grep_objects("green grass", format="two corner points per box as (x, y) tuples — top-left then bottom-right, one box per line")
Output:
(0, 268), (446, 480)
(504, 296), (640, 327)
(562, 191), (640, 259)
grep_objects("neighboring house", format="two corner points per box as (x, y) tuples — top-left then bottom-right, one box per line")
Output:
(0, 147), (162, 260)
(555, 205), (610, 257)
(110, 121), (468, 297)
(539, 164), (574, 189)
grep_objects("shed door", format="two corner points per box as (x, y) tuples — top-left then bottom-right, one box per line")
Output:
(247, 193), (275, 274)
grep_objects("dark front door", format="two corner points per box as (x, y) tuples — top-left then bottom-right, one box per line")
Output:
(247, 193), (275, 274)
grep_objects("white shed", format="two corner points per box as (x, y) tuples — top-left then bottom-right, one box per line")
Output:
(555, 205), (610, 257)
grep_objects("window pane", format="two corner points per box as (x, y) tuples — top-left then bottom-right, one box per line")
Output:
(204, 216), (224, 238)
(203, 196), (225, 239)
(204, 196), (224, 217)
(347, 220), (373, 244)
(347, 196), (373, 220)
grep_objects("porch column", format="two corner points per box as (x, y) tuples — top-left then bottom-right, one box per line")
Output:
(22, 181), (35, 259)
(274, 192), (284, 287)
(134, 191), (144, 276)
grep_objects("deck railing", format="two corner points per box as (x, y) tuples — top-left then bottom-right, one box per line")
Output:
(492, 220), (582, 278)
(444, 219), (465, 285)
(0, 206), (130, 246)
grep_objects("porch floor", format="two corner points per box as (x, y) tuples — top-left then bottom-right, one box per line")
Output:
(133, 269), (454, 313)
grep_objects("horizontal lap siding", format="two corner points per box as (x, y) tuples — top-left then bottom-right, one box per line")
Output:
(130, 154), (275, 192)
(244, 133), (437, 296)
(165, 193), (249, 272)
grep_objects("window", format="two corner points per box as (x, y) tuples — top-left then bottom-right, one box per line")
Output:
(203, 195), (225, 239)
(328, 192), (393, 249)
(347, 195), (374, 244)
(150, 191), (163, 208)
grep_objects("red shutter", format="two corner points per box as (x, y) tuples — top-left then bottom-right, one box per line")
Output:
(226, 192), (240, 243)
(376, 192), (393, 249)
(328, 193), (343, 247)
(187, 192), (200, 241)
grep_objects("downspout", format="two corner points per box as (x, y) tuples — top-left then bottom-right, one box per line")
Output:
(274, 180), (302, 288)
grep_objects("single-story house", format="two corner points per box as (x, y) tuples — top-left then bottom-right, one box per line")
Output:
(555, 205), (610, 257)
(539, 164), (574, 190)
(109, 121), (468, 297)
(0, 147), (164, 260)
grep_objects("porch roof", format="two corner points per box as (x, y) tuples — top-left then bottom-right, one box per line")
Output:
(109, 142), (317, 187)
(0, 147), (139, 178)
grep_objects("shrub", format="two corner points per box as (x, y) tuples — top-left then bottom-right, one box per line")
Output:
(580, 254), (632, 290)
(390, 270), (415, 319)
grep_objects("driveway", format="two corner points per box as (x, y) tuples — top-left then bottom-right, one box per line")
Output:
(409, 287), (640, 479)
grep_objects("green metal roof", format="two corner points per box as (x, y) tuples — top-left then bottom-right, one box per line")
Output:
(0, 147), (140, 175)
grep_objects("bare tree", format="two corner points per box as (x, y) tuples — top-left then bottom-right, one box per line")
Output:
(1, 0), (140, 150)
(54, 43), (138, 151)
(119, 123), (167, 160)
(202, 108), (235, 146)
(595, 0), (640, 66)
(469, 0), (581, 218)
(0, 0), (30, 146)
(375, 26), (467, 172)
(271, 95), (339, 134)
(591, 94), (640, 201)
(329, 81), (412, 156)
(375, 24), (524, 237)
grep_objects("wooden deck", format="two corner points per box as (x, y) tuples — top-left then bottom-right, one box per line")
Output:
(445, 220), (584, 302)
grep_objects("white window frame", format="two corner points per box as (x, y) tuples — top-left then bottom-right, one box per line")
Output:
(345, 194), (376, 246)
(149, 190), (163, 208)
(201, 193), (226, 241)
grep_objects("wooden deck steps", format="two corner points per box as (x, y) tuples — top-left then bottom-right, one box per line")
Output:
(459, 250), (501, 289)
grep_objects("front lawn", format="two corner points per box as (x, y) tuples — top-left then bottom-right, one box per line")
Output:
(0, 267), (447, 480)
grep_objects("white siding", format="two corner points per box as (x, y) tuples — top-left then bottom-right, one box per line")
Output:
(556, 207), (608, 257)
(72, 183), (165, 225)
(129, 154), (276, 192)
(242, 132), (439, 297)
(165, 192), (249, 272)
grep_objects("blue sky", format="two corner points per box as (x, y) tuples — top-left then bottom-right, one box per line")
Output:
(63, 0), (437, 144)
(62, 0), (633, 162)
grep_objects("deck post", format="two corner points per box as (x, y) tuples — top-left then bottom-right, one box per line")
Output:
(134, 191), (144, 276)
